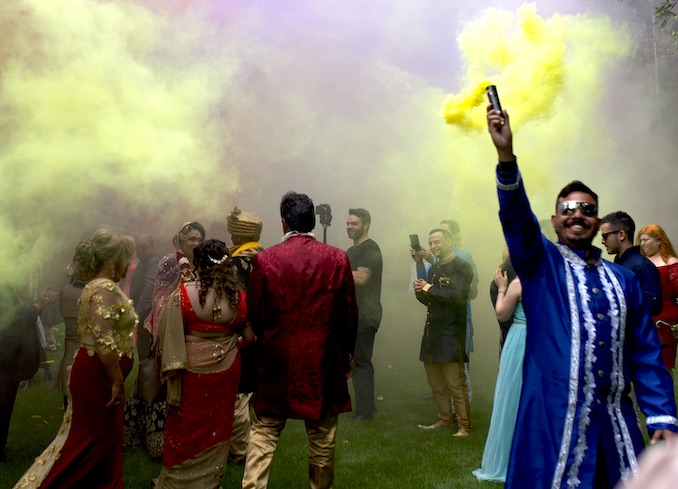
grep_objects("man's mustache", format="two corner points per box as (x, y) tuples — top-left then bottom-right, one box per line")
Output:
(565, 218), (592, 229)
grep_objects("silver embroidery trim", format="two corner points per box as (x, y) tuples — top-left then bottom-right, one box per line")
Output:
(550, 246), (661, 487)
(496, 171), (521, 191)
(601, 264), (638, 482)
(566, 261), (596, 488)
(552, 244), (582, 489)
(646, 415), (678, 426)
(601, 266), (625, 478)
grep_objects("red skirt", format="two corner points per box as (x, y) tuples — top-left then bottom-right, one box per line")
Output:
(40, 348), (134, 489)
(162, 355), (240, 468)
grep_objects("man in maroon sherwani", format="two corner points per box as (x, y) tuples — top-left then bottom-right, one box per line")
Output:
(242, 191), (359, 489)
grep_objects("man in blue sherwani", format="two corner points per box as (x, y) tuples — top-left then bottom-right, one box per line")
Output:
(486, 105), (677, 488)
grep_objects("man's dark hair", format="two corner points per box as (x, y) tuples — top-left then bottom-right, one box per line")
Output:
(556, 180), (599, 209)
(601, 211), (635, 238)
(280, 191), (316, 233)
(348, 208), (371, 225)
(439, 220), (460, 234)
(429, 228), (453, 241)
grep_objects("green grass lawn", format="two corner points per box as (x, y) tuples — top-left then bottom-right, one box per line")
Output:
(3, 288), (669, 488)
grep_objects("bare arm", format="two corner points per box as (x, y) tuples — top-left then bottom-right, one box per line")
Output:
(352, 267), (373, 286)
(98, 350), (125, 408)
(469, 262), (479, 300)
(494, 273), (522, 323)
(238, 321), (257, 349)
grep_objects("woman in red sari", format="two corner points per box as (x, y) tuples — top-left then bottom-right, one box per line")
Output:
(124, 221), (205, 458)
(14, 229), (137, 489)
(155, 239), (253, 488)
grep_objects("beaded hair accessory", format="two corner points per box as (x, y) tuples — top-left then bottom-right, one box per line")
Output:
(208, 254), (229, 265)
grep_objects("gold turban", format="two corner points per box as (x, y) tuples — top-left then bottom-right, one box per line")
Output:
(227, 206), (263, 241)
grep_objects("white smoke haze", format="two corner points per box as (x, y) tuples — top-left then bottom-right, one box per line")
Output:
(1, 0), (677, 383)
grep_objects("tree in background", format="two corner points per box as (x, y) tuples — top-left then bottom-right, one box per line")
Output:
(655, 0), (678, 51)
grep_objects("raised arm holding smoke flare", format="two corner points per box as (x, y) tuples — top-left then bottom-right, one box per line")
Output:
(486, 103), (512, 163)
(486, 100), (677, 489)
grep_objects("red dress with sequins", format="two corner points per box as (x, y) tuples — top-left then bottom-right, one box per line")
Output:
(653, 263), (678, 369)
(161, 285), (246, 470)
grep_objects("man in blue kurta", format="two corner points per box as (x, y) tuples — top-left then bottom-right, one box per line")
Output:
(486, 106), (677, 488)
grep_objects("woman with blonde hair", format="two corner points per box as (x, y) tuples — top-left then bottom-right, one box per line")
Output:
(638, 224), (678, 371)
(14, 229), (137, 489)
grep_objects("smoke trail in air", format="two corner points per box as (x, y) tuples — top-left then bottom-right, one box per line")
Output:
(0, 0), (240, 282)
(0, 0), (675, 310)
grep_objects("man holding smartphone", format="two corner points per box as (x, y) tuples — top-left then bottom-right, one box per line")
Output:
(413, 229), (473, 436)
(346, 208), (383, 421)
(411, 221), (477, 403)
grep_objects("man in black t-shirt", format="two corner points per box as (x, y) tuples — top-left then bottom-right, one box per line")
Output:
(346, 208), (383, 421)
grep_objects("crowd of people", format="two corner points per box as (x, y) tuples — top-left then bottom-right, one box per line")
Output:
(2, 193), (384, 489)
(2, 111), (678, 489)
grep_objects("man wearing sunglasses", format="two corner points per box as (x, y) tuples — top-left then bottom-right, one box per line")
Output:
(486, 105), (677, 489)
(600, 211), (662, 316)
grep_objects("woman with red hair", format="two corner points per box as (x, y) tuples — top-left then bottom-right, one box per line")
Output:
(638, 224), (678, 372)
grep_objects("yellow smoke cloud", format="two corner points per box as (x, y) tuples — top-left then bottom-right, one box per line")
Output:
(440, 3), (625, 133)
(439, 81), (491, 131)
(436, 3), (631, 216)
(0, 0), (237, 282)
(0, 0), (645, 295)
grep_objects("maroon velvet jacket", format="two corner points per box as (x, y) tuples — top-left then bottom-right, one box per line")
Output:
(247, 235), (358, 420)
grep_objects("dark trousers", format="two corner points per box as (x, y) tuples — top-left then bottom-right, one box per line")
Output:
(352, 327), (377, 417)
(136, 326), (153, 361)
(0, 381), (21, 456)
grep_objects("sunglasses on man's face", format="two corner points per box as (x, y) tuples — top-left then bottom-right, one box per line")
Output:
(559, 201), (598, 217)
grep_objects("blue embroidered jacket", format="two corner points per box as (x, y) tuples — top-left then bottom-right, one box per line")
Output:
(497, 161), (678, 489)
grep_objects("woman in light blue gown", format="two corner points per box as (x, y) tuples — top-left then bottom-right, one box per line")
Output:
(472, 267), (525, 483)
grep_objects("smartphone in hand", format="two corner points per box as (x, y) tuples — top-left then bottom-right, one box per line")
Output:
(410, 234), (422, 251)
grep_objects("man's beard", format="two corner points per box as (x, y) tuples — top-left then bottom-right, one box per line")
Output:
(348, 228), (365, 240)
(559, 222), (597, 249)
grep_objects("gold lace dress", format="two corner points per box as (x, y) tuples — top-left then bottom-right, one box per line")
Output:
(14, 278), (137, 489)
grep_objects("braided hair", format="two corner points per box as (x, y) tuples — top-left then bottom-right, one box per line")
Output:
(193, 239), (242, 308)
